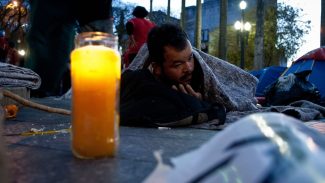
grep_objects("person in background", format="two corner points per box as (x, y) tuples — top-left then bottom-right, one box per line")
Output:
(26, 0), (113, 97)
(123, 6), (155, 68)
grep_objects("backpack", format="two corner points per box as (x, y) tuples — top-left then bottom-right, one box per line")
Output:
(264, 70), (321, 106)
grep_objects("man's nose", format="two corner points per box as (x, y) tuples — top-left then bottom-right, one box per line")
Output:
(183, 61), (193, 72)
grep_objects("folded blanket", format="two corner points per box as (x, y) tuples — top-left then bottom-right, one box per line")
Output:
(126, 44), (258, 112)
(0, 62), (41, 89)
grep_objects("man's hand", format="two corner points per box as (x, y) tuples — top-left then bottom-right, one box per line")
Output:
(172, 84), (202, 100)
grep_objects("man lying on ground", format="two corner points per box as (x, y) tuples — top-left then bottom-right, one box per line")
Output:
(120, 23), (258, 127)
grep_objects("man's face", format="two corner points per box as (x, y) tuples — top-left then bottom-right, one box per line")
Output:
(157, 41), (195, 85)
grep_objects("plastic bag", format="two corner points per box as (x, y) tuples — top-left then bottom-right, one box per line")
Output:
(264, 70), (321, 106)
(144, 112), (325, 183)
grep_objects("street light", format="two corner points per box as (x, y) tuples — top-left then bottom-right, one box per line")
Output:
(239, 1), (247, 10)
(12, 0), (19, 7)
(5, 0), (18, 9)
(234, 0), (251, 69)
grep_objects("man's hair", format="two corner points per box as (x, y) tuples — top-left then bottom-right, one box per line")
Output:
(132, 6), (149, 18)
(147, 23), (189, 64)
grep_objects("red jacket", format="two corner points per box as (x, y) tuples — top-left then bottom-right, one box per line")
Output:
(124, 18), (155, 67)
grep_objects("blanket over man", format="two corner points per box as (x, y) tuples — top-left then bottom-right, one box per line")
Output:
(123, 45), (325, 129)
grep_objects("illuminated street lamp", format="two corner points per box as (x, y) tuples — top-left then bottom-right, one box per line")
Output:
(244, 22), (252, 31)
(234, 21), (251, 31)
(18, 49), (26, 56)
(5, 0), (19, 9)
(234, 0), (251, 69)
(239, 0), (247, 10)
(12, 0), (19, 7)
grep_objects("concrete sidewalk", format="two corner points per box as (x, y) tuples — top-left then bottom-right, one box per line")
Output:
(3, 97), (216, 183)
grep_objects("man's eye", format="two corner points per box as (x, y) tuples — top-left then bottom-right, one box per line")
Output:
(189, 53), (194, 60)
(173, 64), (182, 68)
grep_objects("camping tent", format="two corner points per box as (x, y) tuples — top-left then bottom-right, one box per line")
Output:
(283, 47), (325, 98)
(250, 66), (287, 97)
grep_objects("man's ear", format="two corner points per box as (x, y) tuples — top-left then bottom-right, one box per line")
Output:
(151, 62), (162, 76)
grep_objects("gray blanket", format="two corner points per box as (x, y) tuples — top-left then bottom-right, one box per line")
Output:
(0, 62), (41, 90)
(127, 45), (325, 129)
(127, 44), (258, 112)
(189, 100), (325, 130)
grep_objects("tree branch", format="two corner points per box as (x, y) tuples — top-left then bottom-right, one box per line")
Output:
(2, 89), (71, 116)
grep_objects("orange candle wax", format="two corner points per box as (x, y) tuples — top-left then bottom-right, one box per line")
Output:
(71, 45), (120, 159)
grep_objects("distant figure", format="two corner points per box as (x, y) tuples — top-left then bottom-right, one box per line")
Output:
(6, 41), (20, 66)
(123, 6), (155, 68)
(26, 0), (113, 97)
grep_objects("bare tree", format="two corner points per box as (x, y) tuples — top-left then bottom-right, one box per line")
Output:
(167, 0), (171, 22)
(321, 0), (325, 46)
(150, 0), (153, 13)
(277, 2), (311, 60)
(253, 0), (265, 70)
(195, 0), (202, 50)
(181, 0), (186, 29)
(218, 0), (227, 60)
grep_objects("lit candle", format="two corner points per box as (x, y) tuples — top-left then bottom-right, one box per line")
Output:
(70, 32), (120, 159)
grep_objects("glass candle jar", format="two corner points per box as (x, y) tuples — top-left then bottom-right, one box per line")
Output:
(70, 32), (120, 159)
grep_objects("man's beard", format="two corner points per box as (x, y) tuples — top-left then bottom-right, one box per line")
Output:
(179, 73), (192, 84)
(159, 70), (192, 86)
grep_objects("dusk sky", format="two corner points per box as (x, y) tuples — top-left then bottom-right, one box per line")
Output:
(121, 0), (321, 64)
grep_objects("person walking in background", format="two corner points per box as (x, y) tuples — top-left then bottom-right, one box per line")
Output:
(26, 0), (113, 97)
(123, 6), (155, 68)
